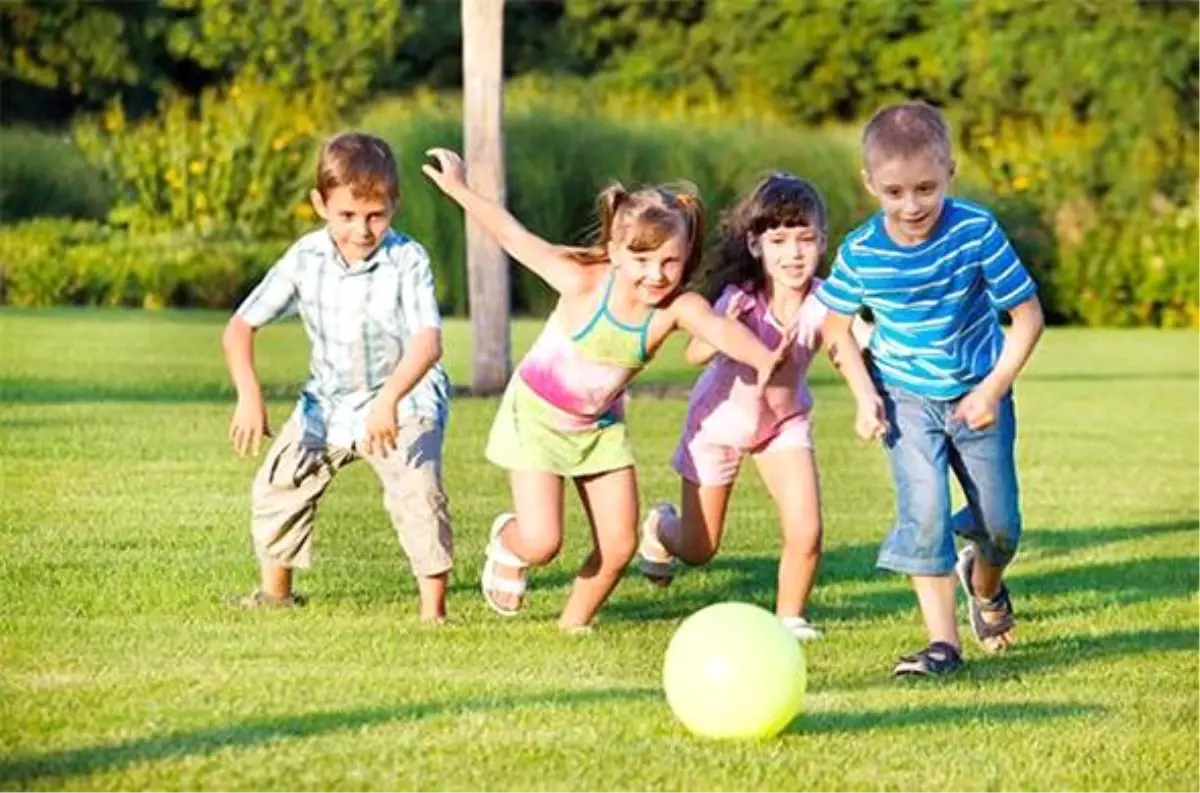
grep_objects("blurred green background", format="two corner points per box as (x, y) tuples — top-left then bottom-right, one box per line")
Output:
(1, 0), (1196, 326)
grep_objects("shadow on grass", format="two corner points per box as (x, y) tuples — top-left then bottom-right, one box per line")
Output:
(0, 686), (656, 786)
(1016, 554), (1198, 611)
(790, 700), (1102, 736)
(1019, 519), (1198, 558)
(821, 625), (1198, 693)
(965, 626), (1199, 680)
(591, 519), (1197, 626)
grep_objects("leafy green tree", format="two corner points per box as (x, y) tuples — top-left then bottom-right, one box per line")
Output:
(162, 0), (410, 105)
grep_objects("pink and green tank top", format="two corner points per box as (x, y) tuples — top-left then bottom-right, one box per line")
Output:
(516, 271), (653, 431)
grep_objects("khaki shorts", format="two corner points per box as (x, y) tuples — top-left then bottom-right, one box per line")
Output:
(250, 418), (453, 576)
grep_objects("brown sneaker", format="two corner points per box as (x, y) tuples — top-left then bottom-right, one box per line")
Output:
(231, 588), (308, 610)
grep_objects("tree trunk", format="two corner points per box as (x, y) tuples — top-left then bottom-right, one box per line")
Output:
(462, 0), (510, 395)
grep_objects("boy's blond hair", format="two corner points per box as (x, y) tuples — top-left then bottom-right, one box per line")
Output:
(316, 132), (400, 204)
(861, 101), (952, 171)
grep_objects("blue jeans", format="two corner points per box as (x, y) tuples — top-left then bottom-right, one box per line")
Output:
(877, 383), (1022, 576)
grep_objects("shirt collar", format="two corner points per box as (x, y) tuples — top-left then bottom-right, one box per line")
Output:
(321, 229), (394, 274)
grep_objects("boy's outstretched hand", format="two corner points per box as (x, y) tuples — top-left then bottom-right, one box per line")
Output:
(422, 148), (467, 195)
(229, 395), (270, 458)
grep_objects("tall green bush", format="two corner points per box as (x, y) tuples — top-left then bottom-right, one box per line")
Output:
(1051, 196), (1200, 328)
(0, 218), (283, 309)
(72, 76), (339, 238)
(362, 99), (871, 317)
(0, 127), (112, 222)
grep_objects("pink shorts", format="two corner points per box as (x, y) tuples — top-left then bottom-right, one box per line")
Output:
(672, 412), (814, 487)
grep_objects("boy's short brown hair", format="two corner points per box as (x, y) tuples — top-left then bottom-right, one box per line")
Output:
(315, 131), (400, 205)
(861, 101), (952, 171)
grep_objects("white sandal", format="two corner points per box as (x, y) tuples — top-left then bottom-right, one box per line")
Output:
(481, 513), (528, 617)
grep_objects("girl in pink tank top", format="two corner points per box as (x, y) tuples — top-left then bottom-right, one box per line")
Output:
(638, 173), (870, 641)
(424, 149), (792, 630)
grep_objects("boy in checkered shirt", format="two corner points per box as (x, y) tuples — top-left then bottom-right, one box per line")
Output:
(221, 132), (454, 620)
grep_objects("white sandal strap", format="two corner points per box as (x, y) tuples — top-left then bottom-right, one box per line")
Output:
(482, 570), (526, 595)
(488, 513), (528, 570)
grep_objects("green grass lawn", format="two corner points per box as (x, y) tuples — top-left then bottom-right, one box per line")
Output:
(1, 309), (1197, 791)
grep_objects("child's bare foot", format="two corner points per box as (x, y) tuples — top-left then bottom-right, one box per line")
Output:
(482, 513), (528, 616)
(420, 614), (448, 626)
(956, 545), (1015, 653)
(558, 621), (594, 636)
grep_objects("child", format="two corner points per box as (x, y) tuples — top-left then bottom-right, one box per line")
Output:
(422, 148), (790, 631)
(638, 172), (851, 641)
(222, 132), (454, 622)
(818, 101), (1045, 676)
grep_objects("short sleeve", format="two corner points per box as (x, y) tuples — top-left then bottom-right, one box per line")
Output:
(815, 246), (865, 315)
(977, 217), (1037, 311)
(398, 242), (442, 334)
(235, 242), (301, 327)
(713, 282), (754, 319)
(797, 288), (829, 352)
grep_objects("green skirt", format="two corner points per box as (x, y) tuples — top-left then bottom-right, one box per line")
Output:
(485, 377), (636, 477)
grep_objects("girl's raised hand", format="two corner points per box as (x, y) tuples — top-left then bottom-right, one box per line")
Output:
(422, 148), (468, 195)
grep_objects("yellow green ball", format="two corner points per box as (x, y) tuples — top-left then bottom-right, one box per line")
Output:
(663, 602), (806, 739)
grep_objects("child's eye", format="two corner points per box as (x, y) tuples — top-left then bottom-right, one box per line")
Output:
(885, 188), (901, 198)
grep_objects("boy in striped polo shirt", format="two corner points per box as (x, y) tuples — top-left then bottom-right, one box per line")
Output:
(819, 102), (1045, 676)
(222, 132), (454, 621)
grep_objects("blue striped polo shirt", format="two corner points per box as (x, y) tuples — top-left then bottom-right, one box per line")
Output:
(817, 197), (1038, 400)
(237, 228), (451, 447)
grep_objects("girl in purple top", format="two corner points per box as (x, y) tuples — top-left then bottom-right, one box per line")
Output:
(639, 173), (868, 640)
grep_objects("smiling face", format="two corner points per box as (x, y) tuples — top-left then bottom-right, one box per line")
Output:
(748, 224), (825, 293)
(862, 149), (955, 247)
(311, 185), (395, 264)
(608, 226), (691, 306)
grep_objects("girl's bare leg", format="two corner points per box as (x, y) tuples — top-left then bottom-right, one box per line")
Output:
(559, 466), (640, 628)
(753, 448), (822, 618)
(484, 469), (566, 611)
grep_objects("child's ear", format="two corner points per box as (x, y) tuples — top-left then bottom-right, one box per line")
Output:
(860, 169), (877, 198)
(310, 189), (328, 221)
(745, 232), (762, 259)
(947, 158), (958, 181)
